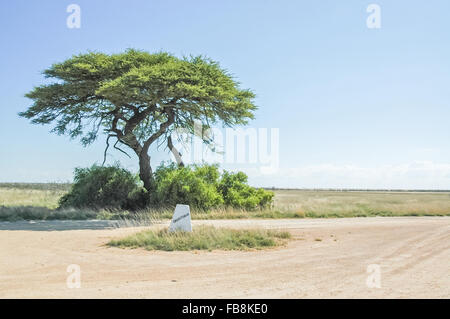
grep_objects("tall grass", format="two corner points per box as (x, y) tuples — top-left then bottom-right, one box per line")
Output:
(0, 206), (98, 221)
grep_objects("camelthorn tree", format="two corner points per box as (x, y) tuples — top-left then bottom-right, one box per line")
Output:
(20, 49), (257, 192)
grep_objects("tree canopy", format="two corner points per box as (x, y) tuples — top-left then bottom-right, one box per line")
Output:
(20, 49), (257, 191)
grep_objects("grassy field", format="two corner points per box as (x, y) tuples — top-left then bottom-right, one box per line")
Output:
(108, 225), (291, 251)
(0, 183), (449, 220)
(272, 189), (450, 217)
(0, 184), (70, 209)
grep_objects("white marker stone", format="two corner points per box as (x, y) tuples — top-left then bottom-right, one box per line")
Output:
(169, 204), (192, 232)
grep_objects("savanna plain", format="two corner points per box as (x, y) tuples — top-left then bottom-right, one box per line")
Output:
(0, 184), (449, 298)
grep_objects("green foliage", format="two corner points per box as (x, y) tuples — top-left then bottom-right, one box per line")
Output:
(153, 163), (223, 210)
(153, 163), (274, 210)
(218, 171), (274, 210)
(59, 164), (146, 210)
(56, 162), (273, 211)
(108, 225), (291, 251)
(20, 50), (257, 191)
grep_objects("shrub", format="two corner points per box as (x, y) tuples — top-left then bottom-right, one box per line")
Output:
(59, 164), (146, 210)
(153, 163), (223, 210)
(153, 163), (274, 211)
(218, 171), (274, 210)
(59, 163), (273, 211)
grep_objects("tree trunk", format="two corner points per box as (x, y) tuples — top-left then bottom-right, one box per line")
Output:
(139, 151), (154, 192)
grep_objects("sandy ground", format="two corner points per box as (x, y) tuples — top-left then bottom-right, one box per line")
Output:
(0, 217), (449, 298)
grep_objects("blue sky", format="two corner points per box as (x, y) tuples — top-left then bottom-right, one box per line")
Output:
(1, 0), (450, 188)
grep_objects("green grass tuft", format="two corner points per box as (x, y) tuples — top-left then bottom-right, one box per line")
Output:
(108, 226), (291, 251)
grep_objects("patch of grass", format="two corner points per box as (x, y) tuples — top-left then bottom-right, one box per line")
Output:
(108, 225), (291, 251)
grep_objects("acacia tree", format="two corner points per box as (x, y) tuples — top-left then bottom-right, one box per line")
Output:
(20, 50), (256, 192)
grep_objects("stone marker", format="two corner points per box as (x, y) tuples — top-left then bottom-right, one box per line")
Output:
(169, 204), (192, 232)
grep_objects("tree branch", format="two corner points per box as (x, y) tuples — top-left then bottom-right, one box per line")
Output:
(142, 108), (175, 152)
(113, 139), (132, 158)
(167, 135), (184, 167)
(102, 134), (114, 166)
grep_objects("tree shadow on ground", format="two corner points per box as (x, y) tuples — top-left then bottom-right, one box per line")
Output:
(0, 219), (118, 231)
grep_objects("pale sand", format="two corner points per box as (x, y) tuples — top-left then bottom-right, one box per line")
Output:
(0, 217), (449, 298)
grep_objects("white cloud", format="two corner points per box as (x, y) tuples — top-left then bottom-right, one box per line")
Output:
(245, 161), (450, 189)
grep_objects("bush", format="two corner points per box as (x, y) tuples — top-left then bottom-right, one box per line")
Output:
(59, 163), (273, 211)
(153, 163), (274, 211)
(153, 163), (223, 210)
(218, 171), (274, 210)
(59, 164), (146, 210)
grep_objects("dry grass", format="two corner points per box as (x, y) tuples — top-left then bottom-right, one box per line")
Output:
(272, 190), (450, 217)
(1, 184), (449, 220)
(0, 187), (67, 209)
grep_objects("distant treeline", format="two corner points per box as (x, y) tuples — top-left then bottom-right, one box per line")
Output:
(1, 183), (449, 193)
(0, 183), (72, 191)
(265, 188), (450, 193)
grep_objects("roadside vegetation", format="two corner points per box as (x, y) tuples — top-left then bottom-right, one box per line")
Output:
(1, 180), (450, 222)
(57, 163), (274, 212)
(0, 164), (275, 221)
(107, 225), (291, 251)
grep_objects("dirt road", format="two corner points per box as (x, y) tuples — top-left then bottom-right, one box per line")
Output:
(0, 217), (449, 298)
